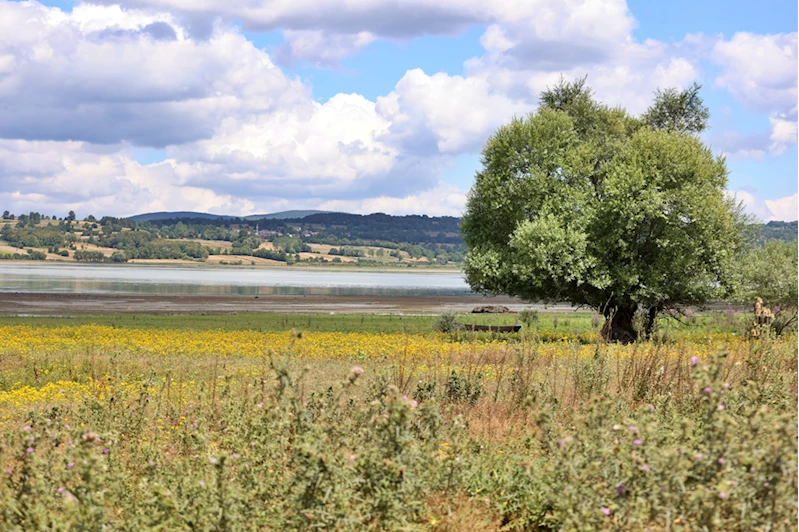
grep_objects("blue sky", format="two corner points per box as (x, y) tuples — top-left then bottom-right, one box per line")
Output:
(1, 0), (796, 220)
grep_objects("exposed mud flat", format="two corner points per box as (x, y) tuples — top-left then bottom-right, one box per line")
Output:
(0, 291), (579, 316)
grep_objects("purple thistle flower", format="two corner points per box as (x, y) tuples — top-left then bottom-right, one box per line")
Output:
(703, 387), (712, 394)
(25, 447), (34, 453)
(718, 492), (727, 499)
(66, 462), (74, 469)
(718, 457), (725, 464)
(615, 483), (625, 494)
(102, 448), (109, 455)
(601, 507), (611, 516)
(58, 487), (64, 493)
(642, 464), (650, 472)
(695, 454), (703, 461)
(718, 404), (726, 410)
(690, 356), (699, 366)
(633, 439), (642, 445)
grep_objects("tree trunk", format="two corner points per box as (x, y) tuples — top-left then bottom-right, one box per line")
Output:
(642, 306), (659, 340)
(601, 305), (638, 344)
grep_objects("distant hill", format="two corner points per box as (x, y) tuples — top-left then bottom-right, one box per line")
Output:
(127, 211), (231, 222)
(127, 210), (331, 222)
(757, 221), (798, 244)
(243, 210), (330, 221)
(125, 211), (796, 248)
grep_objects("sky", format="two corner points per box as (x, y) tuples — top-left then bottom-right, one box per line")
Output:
(0, 0), (796, 221)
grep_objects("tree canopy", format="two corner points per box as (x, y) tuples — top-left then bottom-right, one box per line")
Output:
(461, 79), (746, 342)
(736, 239), (798, 334)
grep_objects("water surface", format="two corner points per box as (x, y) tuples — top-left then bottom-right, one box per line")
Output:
(0, 264), (472, 297)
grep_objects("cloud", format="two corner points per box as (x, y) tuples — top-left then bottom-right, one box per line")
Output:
(713, 130), (769, 160)
(712, 32), (797, 115)
(90, 0), (488, 37)
(0, 1), (414, 206)
(377, 69), (532, 155)
(168, 92), (400, 198)
(730, 190), (798, 222)
(274, 30), (375, 67)
(463, 30), (700, 116)
(0, 137), (467, 218)
(769, 114), (798, 155)
(764, 194), (799, 222)
(84, 0), (637, 67)
(0, 139), (256, 217)
(318, 183), (468, 216)
(0, 2), (303, 147)
(712, 32), (798, 155)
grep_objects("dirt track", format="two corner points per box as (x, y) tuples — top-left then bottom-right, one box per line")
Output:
(0, 291), (580, 316)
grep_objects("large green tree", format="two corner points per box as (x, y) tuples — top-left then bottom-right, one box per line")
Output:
(461, 79), (746, 342)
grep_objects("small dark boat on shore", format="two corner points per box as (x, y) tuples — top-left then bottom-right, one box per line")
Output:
(463, 323), (522, 333)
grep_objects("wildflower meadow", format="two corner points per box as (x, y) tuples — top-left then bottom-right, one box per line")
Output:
(0, 312), (796, 530)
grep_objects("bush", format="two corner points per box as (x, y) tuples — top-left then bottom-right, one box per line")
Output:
(435, 311), (464, 333)
(73, 250), (106, 262)
(518, 309), (539, 326)
(444, 370), (483, 403)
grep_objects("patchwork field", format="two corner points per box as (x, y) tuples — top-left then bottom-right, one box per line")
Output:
(0, 313), (795, 530)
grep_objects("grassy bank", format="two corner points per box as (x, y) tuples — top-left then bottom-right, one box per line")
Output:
(0, 307), (751, 335)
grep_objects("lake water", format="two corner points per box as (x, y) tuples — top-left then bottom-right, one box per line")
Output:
(0, 263), (472, 296)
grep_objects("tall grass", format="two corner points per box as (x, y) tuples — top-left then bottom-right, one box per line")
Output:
(0, 320), (795, 530)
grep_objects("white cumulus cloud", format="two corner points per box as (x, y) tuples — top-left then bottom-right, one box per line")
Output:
(712, 32), (798, 155)
(730, 190), (798, 222)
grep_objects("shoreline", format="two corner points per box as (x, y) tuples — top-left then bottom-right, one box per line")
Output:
(0, 291), (583, 316)
(0, 260), (463, 274)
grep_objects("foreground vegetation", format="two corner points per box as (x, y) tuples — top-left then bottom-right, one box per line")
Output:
(0, 312), (795, 530)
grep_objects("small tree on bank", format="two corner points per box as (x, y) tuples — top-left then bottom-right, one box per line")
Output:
(461, 79), (746, 342)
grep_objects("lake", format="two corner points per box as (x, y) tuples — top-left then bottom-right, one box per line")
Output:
(0, 263), (472, 297)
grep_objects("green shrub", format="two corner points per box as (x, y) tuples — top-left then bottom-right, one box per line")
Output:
(519, 309), (539, 326)
(445, 370), (483, 403)
(435, 311), (464, 333)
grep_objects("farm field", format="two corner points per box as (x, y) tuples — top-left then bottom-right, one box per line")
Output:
(0, 312), (796, 530)
(0, 217), (460, 269)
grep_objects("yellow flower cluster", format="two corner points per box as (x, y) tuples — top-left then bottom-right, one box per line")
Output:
(0, 325), (754, 373)
(0, 380), (91, 408)
(0, 325), (509, 361)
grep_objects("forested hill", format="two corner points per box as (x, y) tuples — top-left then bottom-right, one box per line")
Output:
(298, 213), (461, 244)
(756, 221), (798, 244)
(137, 212), (463, 246)
(134, 211), (795, 247)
